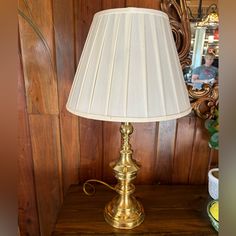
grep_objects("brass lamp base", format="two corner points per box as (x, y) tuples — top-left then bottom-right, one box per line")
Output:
(83, 122), (145, 229)
(104, 195), (144, 229)
(104, 122), (144, 229)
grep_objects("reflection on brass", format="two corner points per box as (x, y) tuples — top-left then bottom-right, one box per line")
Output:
(197, 12), (219, 27)
(104, 122), (145, 229)
(161, 0), (192, 68)
(187, 83), (219, 119)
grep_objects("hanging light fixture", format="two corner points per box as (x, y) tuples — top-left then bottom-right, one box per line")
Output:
(197, 4), (219, 28)
(187, 1), (218, 27)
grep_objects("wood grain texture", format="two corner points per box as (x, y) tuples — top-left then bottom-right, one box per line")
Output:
(102, 0), (126, 9)
(59, 114), (80, 194)
(29, 115), (63, 236)
(53, 0), (80, 195)
(126, 0), (161, 9)
(74, 0), (102, 63)
(53, 0), (76, 113)
(103, 122), (121, 183)
(132, 123), (157, 184)
(155, 120), (177, 184)
(18, 44), (40, 236)
(52, 185), (217, 235)
(79, 118), (103, 183)
(189, 118), (212, 184)
(18, 0), (55, 54)
(18, 0), (59, 114)
(209, 149), (219, 170)
(172, 116), (196, 184)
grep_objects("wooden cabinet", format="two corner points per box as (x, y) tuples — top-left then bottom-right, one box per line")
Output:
(53, 185), (217, 235)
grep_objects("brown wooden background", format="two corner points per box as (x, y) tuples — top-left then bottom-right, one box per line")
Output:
(18, 0), (218, 235)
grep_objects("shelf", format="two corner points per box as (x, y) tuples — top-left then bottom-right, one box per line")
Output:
(52, 185), (217, 235)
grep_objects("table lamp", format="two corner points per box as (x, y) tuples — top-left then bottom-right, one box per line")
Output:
(66, 8), (191, 229)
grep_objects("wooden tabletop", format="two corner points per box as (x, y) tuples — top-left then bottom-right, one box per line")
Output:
(52, 185), (217, 235)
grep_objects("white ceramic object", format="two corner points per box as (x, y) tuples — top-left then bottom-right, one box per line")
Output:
(208, 168), (219, 199)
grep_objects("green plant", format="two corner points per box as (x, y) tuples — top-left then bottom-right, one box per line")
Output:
(205, 108), (219, 149)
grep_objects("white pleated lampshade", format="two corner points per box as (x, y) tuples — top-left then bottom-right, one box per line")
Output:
(66, 8), (191, 122)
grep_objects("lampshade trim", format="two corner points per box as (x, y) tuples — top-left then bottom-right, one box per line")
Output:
(66, 105), (192, 123)
(94, 7), (168, 19)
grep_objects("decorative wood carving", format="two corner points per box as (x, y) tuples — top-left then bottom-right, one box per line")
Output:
(161, 0), (191, 69)
(161, 0), (218, 120)
(187, 83), (219, 119)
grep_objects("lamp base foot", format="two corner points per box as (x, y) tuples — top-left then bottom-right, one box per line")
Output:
(104, 195), (145, 229)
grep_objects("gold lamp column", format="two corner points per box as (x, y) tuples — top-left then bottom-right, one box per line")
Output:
(66, 8), (192, 229)
(104, 122), (144, 229)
